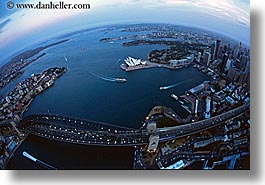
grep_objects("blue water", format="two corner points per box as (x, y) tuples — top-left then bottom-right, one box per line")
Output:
(1, 28), (211, 128)
(4, 26), (211, 169)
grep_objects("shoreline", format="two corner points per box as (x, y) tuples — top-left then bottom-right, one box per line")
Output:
(1, 67), (67, 169)
(0, 67), (67, 122)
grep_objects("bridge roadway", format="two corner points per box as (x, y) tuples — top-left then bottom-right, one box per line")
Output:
(18, 103), (249, 146)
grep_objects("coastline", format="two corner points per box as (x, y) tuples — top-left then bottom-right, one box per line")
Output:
(0, 67), (67, 169)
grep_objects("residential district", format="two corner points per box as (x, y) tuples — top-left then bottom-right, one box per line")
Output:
(0, 67), (67, 168)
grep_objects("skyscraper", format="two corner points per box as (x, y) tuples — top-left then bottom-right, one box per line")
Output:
(221, 53), (229, 72)
(233, 69), (241, 82)
(204, 52), (211, 66)
(210, 41), (217, 61)
(227, 66), (236, 80)
(214, 39), (221, 60)
(233, 42), (242, 59)
(225, 59), (232, 71)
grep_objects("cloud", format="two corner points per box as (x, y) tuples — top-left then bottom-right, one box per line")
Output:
(94, 0), (249, 27)
(0, 18), (11, 29)
(0, 18), (11, 34)
(157, 0), (249, 27)
(0, 0), (91, 49)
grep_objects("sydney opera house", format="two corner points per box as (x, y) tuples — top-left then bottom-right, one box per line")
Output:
(124, 56), (146, 67)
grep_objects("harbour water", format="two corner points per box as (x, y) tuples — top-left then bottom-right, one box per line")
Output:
(7, 135), (135, 169)
(3, 27), (211, 169)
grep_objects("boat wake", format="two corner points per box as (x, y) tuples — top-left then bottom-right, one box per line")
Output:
(90, 72), (126, 83)
(160, 79), (195, 90)
(91, 72), (116, 82)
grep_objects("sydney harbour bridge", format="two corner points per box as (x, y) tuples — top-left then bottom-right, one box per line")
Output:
(7, 103), (250, 148)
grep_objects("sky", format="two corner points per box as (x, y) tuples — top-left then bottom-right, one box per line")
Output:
(0, 0), (250, 64)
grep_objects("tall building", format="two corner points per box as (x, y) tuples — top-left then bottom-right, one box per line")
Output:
(194, 99), (199, 116)
(244, 60), (250, 82)
(205, 96), (211, 119)
(234, 59), (241, 69)
(240, 55), (247, 70)
(233, 42), (242, 59)
(225, 59), (232, 71)
(197, 52), (202, 62)
(204, 52), (211, 66)
(227, 66), (236, 80)
(214, 39), (221, 60)
(203, 48), (210, 60)
(221, 53), (229, 72)
(233, 69), (241, 82)
(223, 44), (228, 54)
(238, 72), (246, 84)
(210, 41), (217, 61)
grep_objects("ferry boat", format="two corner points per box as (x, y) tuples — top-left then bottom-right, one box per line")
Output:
(115, 78), (127, 83)
(171, 94), (178, 101)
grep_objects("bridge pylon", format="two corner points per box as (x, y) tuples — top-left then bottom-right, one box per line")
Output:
(146, 121), (159, 152)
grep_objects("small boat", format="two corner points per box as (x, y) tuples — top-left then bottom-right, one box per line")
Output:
(171, 94), (178, 101)
(160, 87), (166, 90)
(115, 78), (127, 83)
(64, 56), (68, 62)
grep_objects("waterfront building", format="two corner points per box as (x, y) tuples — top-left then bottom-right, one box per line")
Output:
(205, 96), (211, 119)
(169, 55), (194, 68)
(124, 56), (145, 67)
(194, 99), (199, 116)
(204, 52), (211, 66)
(189, 81), (210, 94)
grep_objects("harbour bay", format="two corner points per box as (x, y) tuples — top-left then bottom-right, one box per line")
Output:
(4, 27), (211, 169)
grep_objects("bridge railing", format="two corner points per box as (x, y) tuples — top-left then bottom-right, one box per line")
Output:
(20, 114), (138, 132)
